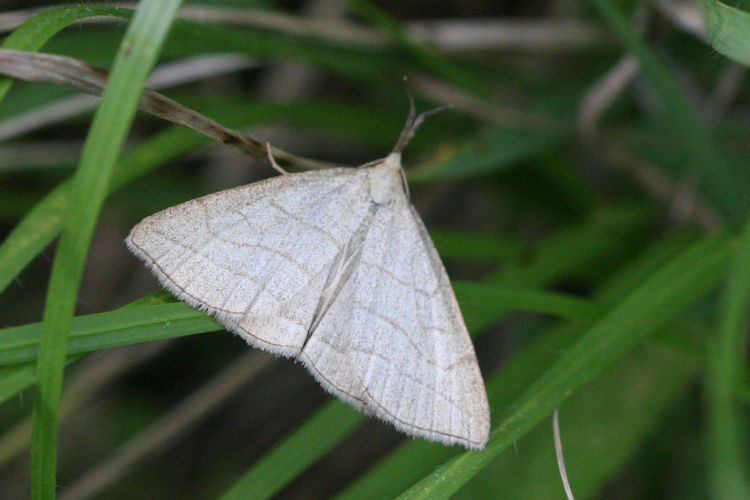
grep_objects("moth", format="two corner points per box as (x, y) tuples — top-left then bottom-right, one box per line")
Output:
(126, 106), (490, 449)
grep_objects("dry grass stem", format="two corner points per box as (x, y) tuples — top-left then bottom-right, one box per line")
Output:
(0, 49), (337, 171)
(579, 56), (639, 139)
(0, 54), (255, 142)
(0, 6), (609, 53)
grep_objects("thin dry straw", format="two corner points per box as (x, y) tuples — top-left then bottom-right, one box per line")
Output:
(0, 49), (337, 171)
(0, 54), (256, 142)
(553, 409), (575, 500)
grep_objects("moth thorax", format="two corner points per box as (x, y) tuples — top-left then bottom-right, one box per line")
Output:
(369, 153), (404, 205)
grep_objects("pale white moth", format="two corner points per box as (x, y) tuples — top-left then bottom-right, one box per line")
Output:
(126, 106), (490, 449)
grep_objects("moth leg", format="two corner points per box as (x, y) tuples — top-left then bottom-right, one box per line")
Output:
(265, 143), (289, 175)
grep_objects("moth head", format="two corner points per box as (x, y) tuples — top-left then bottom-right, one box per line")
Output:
(369, 153), (406, 204)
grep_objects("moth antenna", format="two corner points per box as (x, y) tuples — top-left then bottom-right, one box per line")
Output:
(392, 88), (451, 154)
(405, 87), (417, 130)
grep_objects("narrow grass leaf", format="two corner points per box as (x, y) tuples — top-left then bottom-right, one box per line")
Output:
(0, 281), (591, 382)
(0, 303), (220, 366)
(30, 2), (183, 497)
(0, 364), (38, 405)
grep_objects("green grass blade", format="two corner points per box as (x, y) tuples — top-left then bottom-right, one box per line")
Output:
(30, 2), (183, 498)
(707, 214), (750, 499)
(0, 302), (221, 366)
(0, 282), (591, 366)
(0, 364), (39, 404)
(396, 233), (732, 499)
(702, 0), (750, 66)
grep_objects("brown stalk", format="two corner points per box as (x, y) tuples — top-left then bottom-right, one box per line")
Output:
(0, 49), (338, 171)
